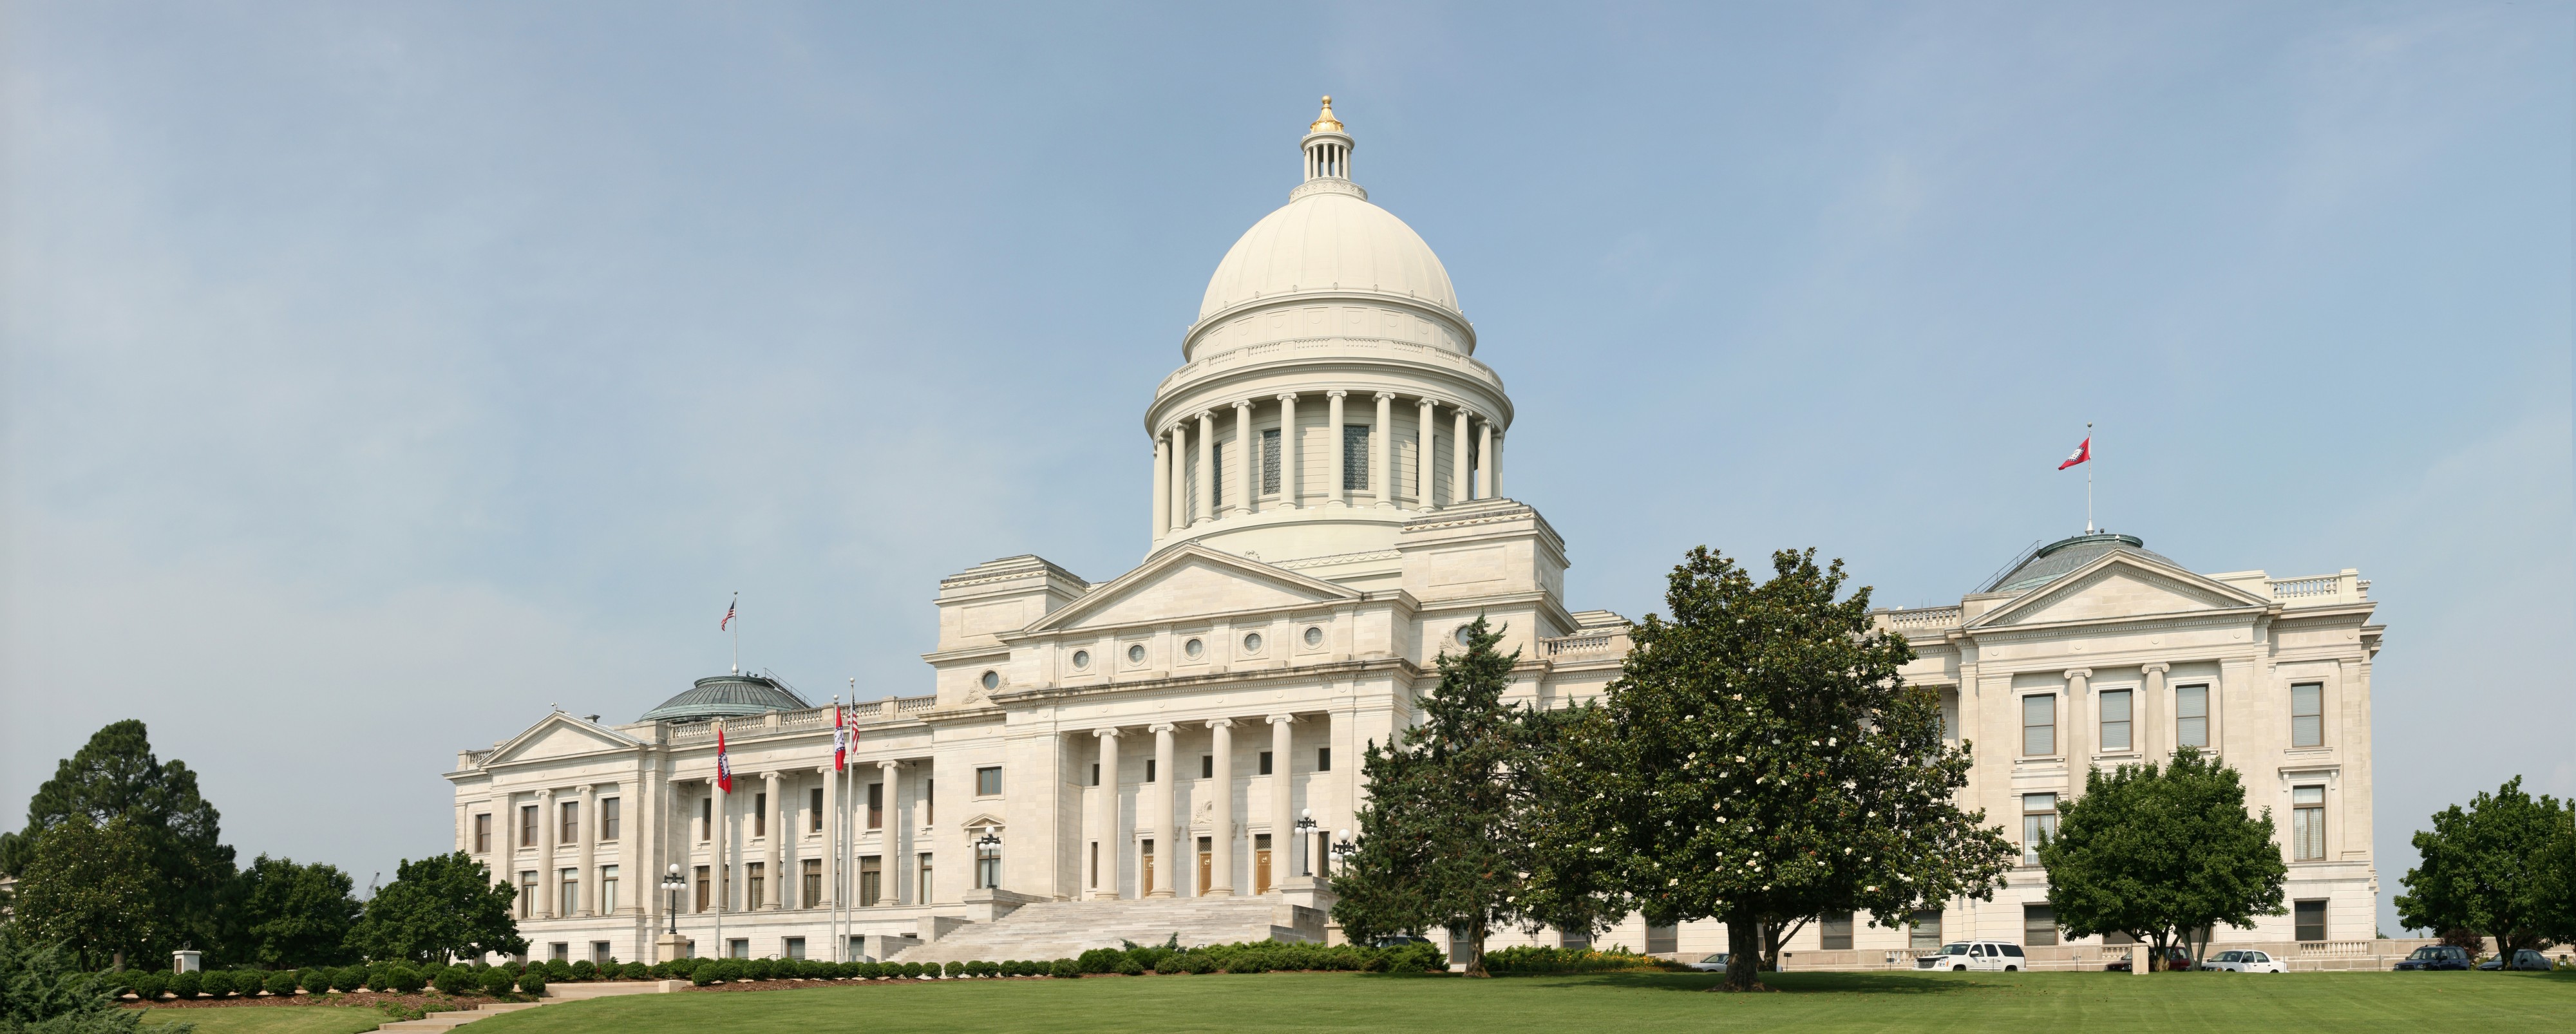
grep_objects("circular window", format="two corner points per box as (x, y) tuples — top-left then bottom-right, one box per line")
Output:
(1071, 649), (1090, 670)
(1303, 626), (1324, 647)
(1184, 637), (1206, 659)
(1242, 632), (1263, 653)
(1126, 644), (1147, 664)
(980, 670), (1000, 691)
(1455, 625), (1475, 647)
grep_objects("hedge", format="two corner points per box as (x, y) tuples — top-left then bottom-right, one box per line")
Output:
(518, 968), (549, 995)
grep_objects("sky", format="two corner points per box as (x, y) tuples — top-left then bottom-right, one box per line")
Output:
(3, 2), (2567, 937)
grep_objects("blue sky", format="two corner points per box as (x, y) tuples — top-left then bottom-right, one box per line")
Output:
(5, 3), (2566, 937)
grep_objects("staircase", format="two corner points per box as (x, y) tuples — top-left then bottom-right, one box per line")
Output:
(891, 898), (1317, 964)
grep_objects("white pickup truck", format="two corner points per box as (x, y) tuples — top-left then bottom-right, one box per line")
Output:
(1913, 941), (2027, 972)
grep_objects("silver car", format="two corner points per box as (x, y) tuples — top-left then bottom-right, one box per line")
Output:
(2201, 950), (2287, 973)
(1687, 952), (1732, 972)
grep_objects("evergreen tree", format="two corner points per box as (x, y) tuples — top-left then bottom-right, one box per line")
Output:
(1329, 615), (1540, 976)
(2396, 776), (2570, 957)
(222, 855), (365, 968)
(1, 720), (235, 957)
(0, 922), (169, 1034)
(12, 816), (162, 970)
(2038, 749), (2287, 968)
(344, 852), (526, 964)
(1551, 547), (2014, 992)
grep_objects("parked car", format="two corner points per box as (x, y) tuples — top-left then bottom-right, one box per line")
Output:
(1687, 953), (1732, 972)
(2104, 947), (2195, 972)
(2475, 950), (2552, 972)
(1913, 941), (2026, 972)
(1370, 935), (1434, 950)
(2393, 946), (2472, 971)
(2199, 950), (2288, 973)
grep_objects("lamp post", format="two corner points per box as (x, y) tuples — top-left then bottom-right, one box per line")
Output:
(1330, 829), (1355, 873)
(974, 832), (1001, 891)
(661, 864), (685, 935)
(1294, 809), (1318, 876)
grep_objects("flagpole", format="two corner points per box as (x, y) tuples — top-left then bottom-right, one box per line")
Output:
(714, 719), (725, 962)
(2085, 421), (2095, 534)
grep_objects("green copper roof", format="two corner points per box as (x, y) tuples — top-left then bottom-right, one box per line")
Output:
(640, 674), (810, 724)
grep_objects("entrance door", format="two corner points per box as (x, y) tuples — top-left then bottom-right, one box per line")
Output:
(1254, 834), (1272, 895)
(1141, 840), (1155, 896)
(1197, 836), (1212, 895)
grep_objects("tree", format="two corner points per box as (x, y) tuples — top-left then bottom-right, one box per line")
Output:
(1330, 615), (1542, 976)
(12, 816), (163, 970)
(344, 852), (526, 964)
(2533, 809), (2576, 946)
(1, 720), (236, 959)
(2038, 749), (2287, 968)
(1546, 547), (2016, 992)
(2396, 776), (2570, 958)
(222, 855), (365, 968)
(0, 922), (169, 1034)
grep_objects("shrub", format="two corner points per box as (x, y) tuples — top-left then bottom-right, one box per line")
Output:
(433, 966), (473, 995)
(199, 971), (235, 998)
(544, 959), (574, 982)
(1076, 948), (1122, 974)
(297, 968), (326, 994)
(622, 961), (649, 980)
(133, 971), (169, 1000)
(647, 961), (673, 980)
(334, 965), (368, 992)
(712, 960), (744, 983)
(690, 964), (721, 987)
(1114, 956), (1145, 976)
(167, 970), (201, 1000)
(1153, 954), (1186, 975)
(502, 960), (526, 976)
(392, 964), (430, 994)
(942, 961), (964, 979)
(1223, 955), (1266, 974)
(855, 962), (881, 979)
(751, 957), (781, 982)
(266, 970), (301, 996)
(478, 968), (516, 996)
(518, 968), (548, 995)
(568, 959), (597, 981)
(1187, 954), (1218, 975)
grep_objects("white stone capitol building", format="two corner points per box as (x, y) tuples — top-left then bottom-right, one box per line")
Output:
(447, 100), (2384, 969)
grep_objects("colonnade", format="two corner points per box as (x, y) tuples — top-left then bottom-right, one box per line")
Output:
(1084, 711), (1331, 901)
(1151, 391), (1503, 534)
(677, 757), (920, 917)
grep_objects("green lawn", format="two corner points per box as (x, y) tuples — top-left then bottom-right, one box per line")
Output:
(438, 970), (2575, 1034)
(137, 1006), (388, 1034)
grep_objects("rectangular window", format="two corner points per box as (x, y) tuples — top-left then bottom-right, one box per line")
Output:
(1318, 747), (1332, 773)
(2024, 904), (2058, 946)
(2098, 690), (2132, 752)
(600, 865), (618, 913)
(1560, 928), (1590, 950)
(925, 780), (933, 824)
(2022, 695), (2056, 757)
(1342, 424), (1370, 491)
(1201, 755), (1213, 779)
(2291, 683), (2324, 747)
(474, 814), (491, 854)
(592, 941), (611, 965)
(784, 937), (806, 961)
(1089, 841), (1099, 889)
(728, 939), (747, 959)
(2293, 785), (2326, 861)
(698, 797), (712, 841)
(2023, 793), (2058, 866)
(867, 784), (883, 829)
(519, 872), (537, 918)
(859, 856), (882, 907)
(2175, 684), (2209, 749)
(1259, 751), (1274, 776)
(1145, 758), (1157, 783)
(1647, 923), (1680, 955)
(1820, 912), (1854, 951)
(600, 798), (620, 841)
(746, 862), (764, 909)
(753, 793), (767, 838)
(802, 859), (822, 907)
(522, 805), (538, 848)
(1211, 445), (1223, 508)
(559, 869), (578, 916)
(1261, 428), (1281, 494)
(918, 853), (933, 905)
(810, 788), (824, 833)
(551, 943), (569, 963)
(561, 801), (579, 843)
(2294, 899), (2327, 942)
(1090, 762), (1101, 787)
(1909, 910), (1942, 953)
(978, 766), (1003, 796)
(693, 866), (709, 912)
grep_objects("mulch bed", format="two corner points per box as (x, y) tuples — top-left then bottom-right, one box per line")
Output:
(124, 992), (520, 1011)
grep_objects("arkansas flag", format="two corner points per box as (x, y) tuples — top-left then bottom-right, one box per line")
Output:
(832, 705), (850, 772)
(715, 724), (734, 793)
(2058, 437), (2091, 470)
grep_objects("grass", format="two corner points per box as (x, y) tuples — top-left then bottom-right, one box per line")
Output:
(428, 970), (2576, 1034)
(137, 1005), (388, 1034)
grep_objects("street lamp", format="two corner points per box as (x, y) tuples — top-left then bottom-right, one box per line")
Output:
(660, 863), (687, 936)
(1294, 809), (1318, 876)
(974, 832), (1002, 890)
(1330, 829), (1355, 874)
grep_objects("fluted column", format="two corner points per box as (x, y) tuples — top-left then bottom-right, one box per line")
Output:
(577, 785), (598, 916)
(1452, 408), (1472, 505)
(1267, 715), (1296, 892)
(2141, 663), (2169, 766)
(1229, 400), (1255, 516)
(1325, 391), (1347, 507)
(1093, 729), (1122, 899)
(1193, 411), (1216, 525)
(1150, 435), (1170, 540)
(1208, 719), (1235, 896)
(1372, 393), (1395, 507)
(1167, 426), (1187, 532)
(535, 789), (557, 919)
(878, 760), (906, 905)
(2063, 669), (2094, 775)
(817, 764), (838, 908)
(761, 772), (783, 908)
(1477, 418), (1495, 501)
(1148, 723), (1176, 896)
(1276, 394), (1300, 508)
(1416, 398), (1437, 509)
(1488, 428), (1504, 498)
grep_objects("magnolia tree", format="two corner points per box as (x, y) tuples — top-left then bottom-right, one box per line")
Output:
(2038, 749), (2286, 968)
(1544, 547), (2015, 992)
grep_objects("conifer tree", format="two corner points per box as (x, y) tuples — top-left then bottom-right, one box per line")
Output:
(1, 720), (234, 960)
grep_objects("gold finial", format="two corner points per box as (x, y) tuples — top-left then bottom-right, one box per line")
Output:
(1309, 95), (1344, 135)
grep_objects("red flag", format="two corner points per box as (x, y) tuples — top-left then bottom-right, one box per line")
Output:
(833, 705), (849, 772)
(715, 724), (734, 793)
(2058, 437), (2090, 470)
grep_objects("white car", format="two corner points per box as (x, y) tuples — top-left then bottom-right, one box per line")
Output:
(1687, 953), (1732, 972)
(2201, 950), (2288, 973)
(1913, 941), (2027, 972)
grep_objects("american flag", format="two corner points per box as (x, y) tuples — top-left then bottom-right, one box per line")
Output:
(720, 593), (737, 630)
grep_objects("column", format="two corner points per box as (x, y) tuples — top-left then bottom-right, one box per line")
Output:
(1452, 408), (1472, 505)
(2140, 663), (2169, 765)
(1267, 715), (1296, 892)
(1167, 426), (1188, 531)
(536, 789), (557, 919)
(1325, 391), (1347, 507)
(1489, 429), (1504, 498)
(1416, 398), (1437, 509)
(879, 760), (907, 905)
(1150, 435), (1170, 540)
(1276, 394), (1300, 508)
(1208, 719), (1235, 896)
(1477, 418), (1494, 501)
(1193, 412), (1216, 525)
(818, 764), (838, 909)
(1093, 729), (1122, 899)
(1229, 400), (1255, 516)
(1373, 393), (1396, 507)
(1148, 724), (1177, 896)
(577, 785), (598, 916)
(2063, 669), (2093, 776)
(762, 772), (784, 908)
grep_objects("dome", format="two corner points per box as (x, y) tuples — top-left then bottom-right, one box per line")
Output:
(1984, 532), (2175, 594)
(1196, 191), (1461, 322)
(638, 673), (810, 724)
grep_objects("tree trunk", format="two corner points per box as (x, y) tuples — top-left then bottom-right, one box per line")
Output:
(1719, 908), (1766, 992)
(2146, 931), (2171, 972)
(1464, 919), (1489, 977)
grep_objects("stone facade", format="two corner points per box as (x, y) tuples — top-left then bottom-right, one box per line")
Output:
(443, 99), (2381, 968)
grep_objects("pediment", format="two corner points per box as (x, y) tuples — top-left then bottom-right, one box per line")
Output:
(1021, 544), (1358, 635)
(1969, 552), (2268, 629)
(485, 713), (640, 766)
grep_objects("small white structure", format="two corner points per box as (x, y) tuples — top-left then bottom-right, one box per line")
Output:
(170, 950), (201, 973)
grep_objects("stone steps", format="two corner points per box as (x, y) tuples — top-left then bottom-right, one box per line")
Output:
(891, 899), (1310, 964)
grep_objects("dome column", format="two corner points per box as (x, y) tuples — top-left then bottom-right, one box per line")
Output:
(1417, 398), (1438, 509)
(1150, 434), (1170, 540)
(1228, 400), (1255, 518)
(1193, 411), (1216, 526)
(1276, 394), (1302, 509)
(1326, 391), (1348, 507)
(1374, 393), (1396, 508)
(1452, 407), (1473, 504)
(1477, 418), (1495, 501)
(1490, 428), (1504, 498)
(1167, 425), (1188, 532)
